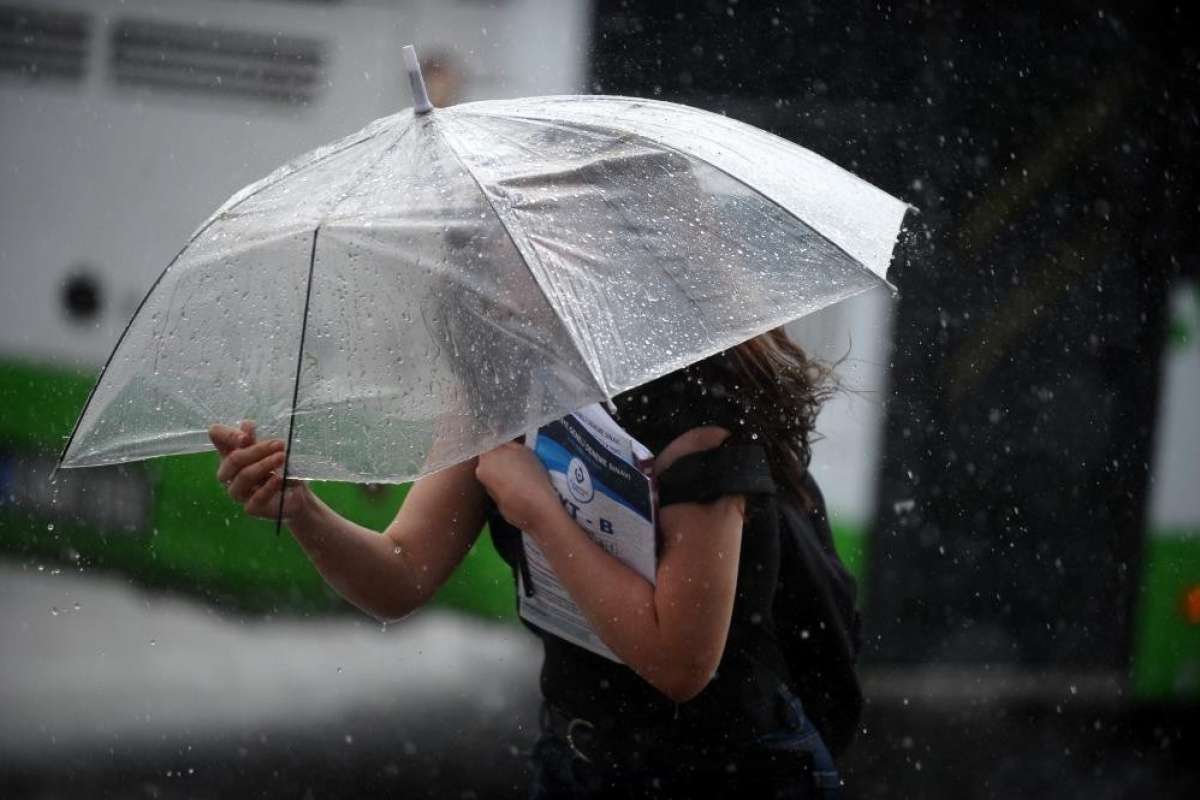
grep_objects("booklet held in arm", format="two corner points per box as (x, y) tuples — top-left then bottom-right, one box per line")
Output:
(518, 403), (656, 662)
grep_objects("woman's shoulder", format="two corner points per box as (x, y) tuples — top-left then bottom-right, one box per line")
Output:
(653, 425), (733, 476)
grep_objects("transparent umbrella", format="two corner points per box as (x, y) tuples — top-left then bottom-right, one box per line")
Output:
(57, 46), (908, 488)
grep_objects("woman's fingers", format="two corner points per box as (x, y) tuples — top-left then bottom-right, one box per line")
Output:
(209, 419), (257, 457)
(208, 420), (301, 520)
(208, 424), (243, 456)
(216, 439), (283, 484)
(244, 475), (306, 520)
(244, 473), (283, 517)
(229, 451), (286, 502)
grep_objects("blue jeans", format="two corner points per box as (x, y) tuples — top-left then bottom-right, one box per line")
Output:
(528, 685), (842, 800)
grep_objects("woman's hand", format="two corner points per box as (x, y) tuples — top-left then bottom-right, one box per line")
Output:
(474, 441), (564, 533)
(208, 420), (312, 521)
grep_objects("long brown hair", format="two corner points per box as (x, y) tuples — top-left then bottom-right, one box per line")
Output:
(722, 328), (835, 510)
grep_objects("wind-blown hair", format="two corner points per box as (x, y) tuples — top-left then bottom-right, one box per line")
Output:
(721, 328), (836, 510)
(613, 327), (834, 510)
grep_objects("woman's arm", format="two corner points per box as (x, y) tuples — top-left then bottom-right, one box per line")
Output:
(210, 422), (488, 622)
(475, 426), (743, 703)
(285, 460), (489, 621)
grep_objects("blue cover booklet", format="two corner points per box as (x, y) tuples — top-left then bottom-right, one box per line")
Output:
(519, 403), (656, 662)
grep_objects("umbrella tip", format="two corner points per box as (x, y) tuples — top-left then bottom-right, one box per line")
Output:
(402, 44), (434, 115)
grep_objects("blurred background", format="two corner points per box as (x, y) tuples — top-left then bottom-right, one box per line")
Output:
(0, 1), (1196, 797)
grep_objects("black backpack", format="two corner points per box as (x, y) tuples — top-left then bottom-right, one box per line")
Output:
(773, 473), (864, 756)
(658, 445), (864, 755)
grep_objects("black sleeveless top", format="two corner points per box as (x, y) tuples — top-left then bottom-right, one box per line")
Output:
(487, 355), (795, 744)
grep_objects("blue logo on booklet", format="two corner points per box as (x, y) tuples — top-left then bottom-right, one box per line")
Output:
(567, 457), (594, 504)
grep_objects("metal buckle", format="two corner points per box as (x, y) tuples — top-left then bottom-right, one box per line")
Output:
(565, 717), (596, 764)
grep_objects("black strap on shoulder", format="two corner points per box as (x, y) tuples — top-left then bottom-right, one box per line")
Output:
(656, 444), (776, 507)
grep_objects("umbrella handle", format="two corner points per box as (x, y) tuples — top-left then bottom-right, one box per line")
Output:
(402, 45), (433, 114)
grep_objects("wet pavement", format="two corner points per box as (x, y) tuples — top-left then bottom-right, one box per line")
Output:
(3, 562), (1197, 799)
(0, 563), (542, 798)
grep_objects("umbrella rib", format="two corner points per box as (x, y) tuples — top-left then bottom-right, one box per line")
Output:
(273, 123), (416, 525)
(432, 112), (611, 399)
(277, 228), (320, 533)
(323, 121), (416, 221)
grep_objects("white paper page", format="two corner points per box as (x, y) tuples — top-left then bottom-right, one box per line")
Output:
(517, 403), (656, 662)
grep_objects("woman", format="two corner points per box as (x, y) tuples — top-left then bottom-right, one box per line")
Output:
(209, 328), (843, 799)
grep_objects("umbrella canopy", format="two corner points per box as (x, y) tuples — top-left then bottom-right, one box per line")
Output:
(58, 54), (908, 485)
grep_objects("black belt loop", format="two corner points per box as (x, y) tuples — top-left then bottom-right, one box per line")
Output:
(565, 717), (596, 764)
(543, 704), (675, 765)
(542, 704), (603, 763)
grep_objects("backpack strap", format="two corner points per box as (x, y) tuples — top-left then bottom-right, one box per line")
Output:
(656, 444), (776, 507)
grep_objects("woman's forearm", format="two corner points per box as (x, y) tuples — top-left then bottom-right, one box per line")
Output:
(472, 432), (742, 701)
(285, 489), (432, 621)
(284, 461), (487, 622)
(526, 506), (663, 665)
(525, 501), (742, 702)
